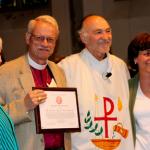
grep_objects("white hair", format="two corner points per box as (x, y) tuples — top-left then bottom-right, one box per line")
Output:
(27, 15), (59, 36)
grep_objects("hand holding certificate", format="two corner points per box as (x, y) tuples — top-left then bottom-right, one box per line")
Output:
(33, 87), (81, 133)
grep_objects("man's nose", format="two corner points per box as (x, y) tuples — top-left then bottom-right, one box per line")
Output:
(102, 32), (110, 39)
(42, 37), (49, 45)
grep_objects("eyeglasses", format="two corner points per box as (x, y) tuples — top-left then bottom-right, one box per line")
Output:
(30, 33), (56, 44)
(139, 49), (150, 57)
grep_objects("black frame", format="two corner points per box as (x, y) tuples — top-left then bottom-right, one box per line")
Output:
(33, 87), (81, 134)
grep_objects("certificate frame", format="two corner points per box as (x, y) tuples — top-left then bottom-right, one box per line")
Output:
(33, 87), (81, 133)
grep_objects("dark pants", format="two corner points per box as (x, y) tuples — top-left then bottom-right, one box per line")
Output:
(45, 147), (64, 150)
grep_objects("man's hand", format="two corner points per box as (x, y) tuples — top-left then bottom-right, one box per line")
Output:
(24, 89), (47, 111)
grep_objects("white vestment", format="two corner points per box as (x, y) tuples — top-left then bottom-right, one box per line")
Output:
(58, 49), (134, 150)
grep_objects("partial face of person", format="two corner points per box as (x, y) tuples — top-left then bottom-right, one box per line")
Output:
(26, 21), (58, 64)
(0, 49), (2, 65)
(81, 16), (112, 60)
(135, 49), (150, 74)
(0, 38), (2, 65)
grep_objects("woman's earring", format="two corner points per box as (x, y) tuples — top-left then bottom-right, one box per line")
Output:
(134, 60), (137, 64)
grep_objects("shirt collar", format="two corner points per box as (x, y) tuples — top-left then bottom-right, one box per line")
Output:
(80, 48), (112, 74)
(27, 53), (47, 70)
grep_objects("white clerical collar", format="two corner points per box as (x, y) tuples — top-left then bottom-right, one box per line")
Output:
(81, 48), (110, 69)
(27, 53), (47, 70)
(81, 48), (112, 74)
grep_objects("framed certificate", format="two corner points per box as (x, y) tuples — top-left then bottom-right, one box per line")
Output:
(33, 87), (81, 133)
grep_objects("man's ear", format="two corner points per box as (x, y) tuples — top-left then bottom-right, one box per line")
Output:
(80, 33), (88, 44)
(25, 32), (31, 45)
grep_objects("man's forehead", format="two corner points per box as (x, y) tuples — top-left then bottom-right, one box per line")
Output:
(83, 16), (110, 31)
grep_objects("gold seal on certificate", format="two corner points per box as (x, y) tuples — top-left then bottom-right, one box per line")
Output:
(33, 87), (81, 133)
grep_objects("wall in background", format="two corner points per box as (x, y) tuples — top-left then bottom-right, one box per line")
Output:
(0, 3), (53, 60)
(0, 0), (150, 62)
(82, 0), (150, 61)
(0, 0), (72, 61)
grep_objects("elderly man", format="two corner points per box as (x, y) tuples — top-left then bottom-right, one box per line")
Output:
(0, 15), (70, 150)
(58, 15), (134, 150)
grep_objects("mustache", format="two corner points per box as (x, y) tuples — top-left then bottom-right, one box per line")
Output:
(98, 39), (111, 44)
(38, 46), (50, 51)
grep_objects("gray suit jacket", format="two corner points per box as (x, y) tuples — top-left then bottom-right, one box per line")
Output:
(0, 54), (71, 150)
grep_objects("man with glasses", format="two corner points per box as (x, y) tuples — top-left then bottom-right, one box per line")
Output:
(0, 15), (70, 150)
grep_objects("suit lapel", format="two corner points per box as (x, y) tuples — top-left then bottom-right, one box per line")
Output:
(47, 61), (66, 87)
(18, 55), (35, 94)
(47, 62), (57, 84)
(18, 58), (62, 92)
